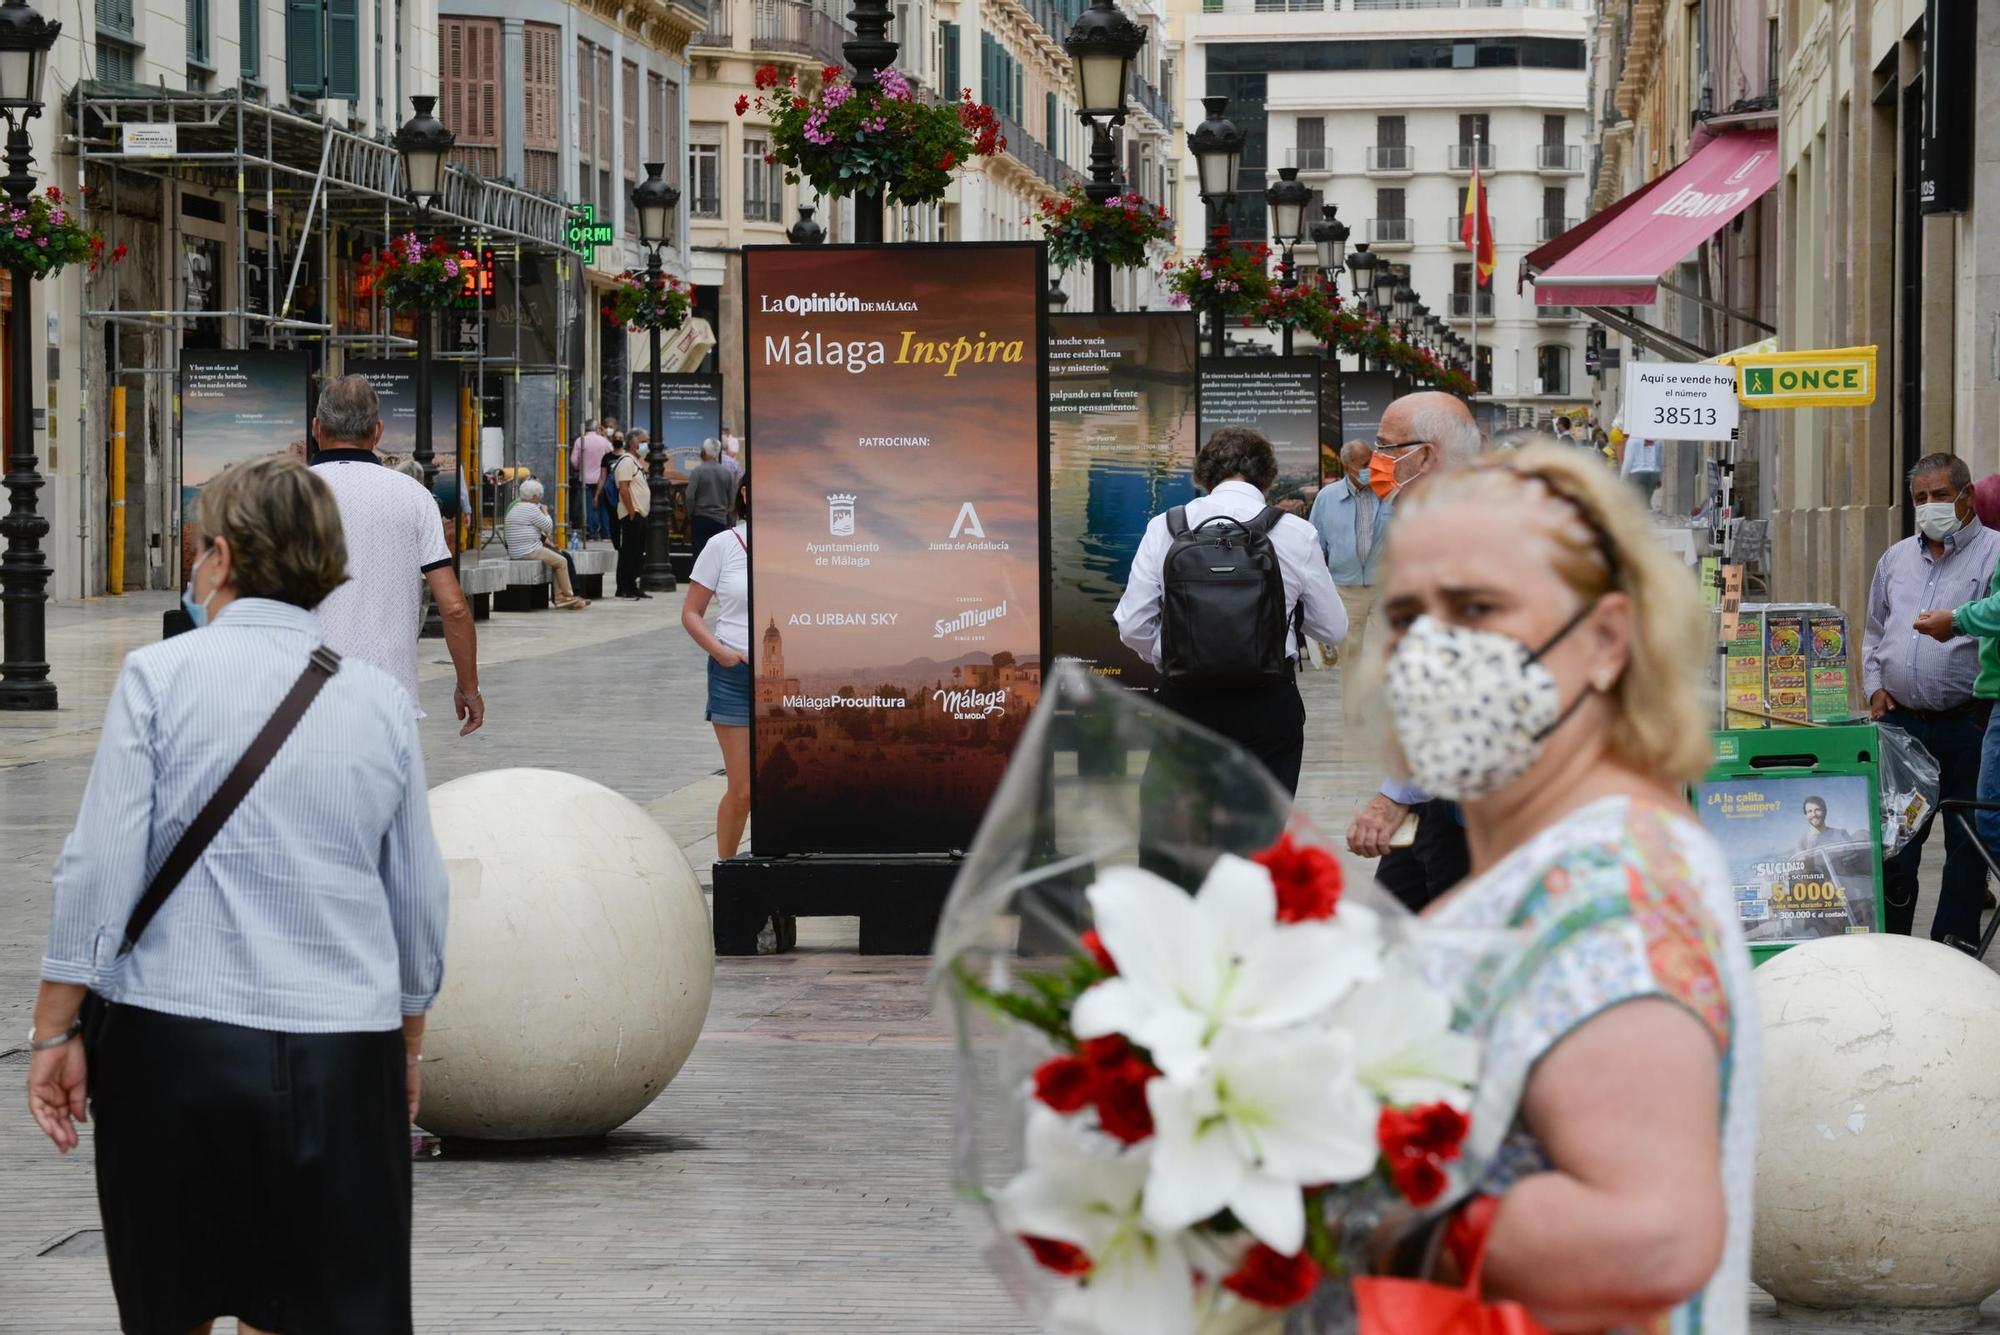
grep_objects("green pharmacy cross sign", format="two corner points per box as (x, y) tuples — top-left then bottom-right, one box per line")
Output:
(567, 204), (616, 258)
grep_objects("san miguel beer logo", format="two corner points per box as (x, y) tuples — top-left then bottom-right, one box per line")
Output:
(934, 600), (1008, 639)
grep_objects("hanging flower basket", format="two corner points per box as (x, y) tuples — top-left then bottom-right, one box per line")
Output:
(1030, 185), (1175, 271)
(366, 233), (476, 313)
(601, 269), (691, 332)
(1256, 282), (1335, 336)
(738, 64), (1004, 208)
(0, 186), (121, 278)
(1162, 227), (1274, 318)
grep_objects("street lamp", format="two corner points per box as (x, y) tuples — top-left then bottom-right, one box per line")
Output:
(1311, 204), (1348, 287)
(1065, 0), (1145, 313)
(393, 94), (455, 638)
(786, 203), (826, 245)
(1265, 166), (1310, 354)
(1345, 242), (1376, 312)
(1046, 278), (1071, 312)
(1372, 258), (1397, 316)
(843, 0), (899, 243)
(0, 0), (60, 710)
(632, 161), (682, 593)
(1188, 96), (1242, 359)
(1393, 272), (1416, 325)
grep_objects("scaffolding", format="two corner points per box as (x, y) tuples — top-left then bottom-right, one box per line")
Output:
(70, 82), (584, 569)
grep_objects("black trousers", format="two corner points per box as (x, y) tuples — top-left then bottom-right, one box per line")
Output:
(691, 514), (728, 563)
(1155, 670), (1306, 796)
(1882, 703), (1990, 941)
(616, 513), (648, 594)
(1375, 797), (1472, 913)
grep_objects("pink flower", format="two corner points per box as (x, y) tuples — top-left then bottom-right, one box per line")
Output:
(443, 259), (460, 278)
(48, 210), (63, 224)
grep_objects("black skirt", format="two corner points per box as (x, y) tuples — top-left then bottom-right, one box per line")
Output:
(87, 1003), (412, 1335)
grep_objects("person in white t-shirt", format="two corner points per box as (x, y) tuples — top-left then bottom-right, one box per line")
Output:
(310, 374), (484, 734)
(683, 475), (751, 859)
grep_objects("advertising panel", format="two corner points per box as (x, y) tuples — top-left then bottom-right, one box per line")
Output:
(1694, 773), (1880, 945)
(1340, 370), (1399, 451)
(177, 350), (312, 576)
(1048, 312), (1198, 692)
(1196, 357), (1322, 501)
(632, 372), (725, 476)
(744, 243), (1047, 856)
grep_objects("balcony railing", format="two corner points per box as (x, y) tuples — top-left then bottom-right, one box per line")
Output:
(1450, 291), (1495, 317)
(751, 0), (849, 67)
(1537, 143), (1582, 172)
(1445, 214), (1500, 241)
(690, 194), (722, 220)
(1199, 0), (1576, 8)
(1013, 0), (1071, 45)
(1367, 217), (1410, 244)
(1366, 145), (1412, 172)
(1536, 215), (1577, 242)
(997, 113), (1080, 191)
(1288, 146), (1330, 171)
(691, 3), (733, 46)
(1536, 304), (1578, 320)
(1131, 73), (1172, 130)
(1202, 0), (1326, 12)
(1448, 143), (1495, 171)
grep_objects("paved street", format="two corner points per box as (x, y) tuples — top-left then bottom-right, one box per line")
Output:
(0, 587), (1991, 1332)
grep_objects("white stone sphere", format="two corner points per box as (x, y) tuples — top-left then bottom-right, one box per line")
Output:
(1754, 933), (2000, 1322)
(417, 768), (714, 1140)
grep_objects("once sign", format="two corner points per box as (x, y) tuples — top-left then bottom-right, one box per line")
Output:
(1624, 362), (1740, 441)
(1735, 346), (1877, 408)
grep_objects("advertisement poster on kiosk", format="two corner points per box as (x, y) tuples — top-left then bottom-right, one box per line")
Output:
(1047, 312), (1198, 692)
(178, 350), (311, 577)
(631, 372), (725, 471)
(743, 243), (1047, 856)
(1694, 772), (1880, 944)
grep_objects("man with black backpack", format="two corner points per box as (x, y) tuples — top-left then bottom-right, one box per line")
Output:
(1114, 426), (1346, 794)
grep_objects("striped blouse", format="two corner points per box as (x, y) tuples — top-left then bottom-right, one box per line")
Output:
(41, 598), (450, 1033)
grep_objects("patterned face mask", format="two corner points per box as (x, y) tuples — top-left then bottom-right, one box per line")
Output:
(1384, 606), (1598, 802)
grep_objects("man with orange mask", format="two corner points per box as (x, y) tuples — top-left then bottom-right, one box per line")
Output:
(1308, 439), (1392, 711)
(1342, 391), (1483, 911)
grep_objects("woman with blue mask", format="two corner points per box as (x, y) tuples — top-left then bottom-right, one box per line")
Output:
(1368, 444), (1756, 1332)
(26, 453), (449, 1335)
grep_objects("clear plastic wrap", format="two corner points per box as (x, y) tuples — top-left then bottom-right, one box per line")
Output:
(1875, 721), (1941, 858)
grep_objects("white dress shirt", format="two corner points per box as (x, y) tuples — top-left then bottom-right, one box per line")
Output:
(1114, 479), (1348, 668)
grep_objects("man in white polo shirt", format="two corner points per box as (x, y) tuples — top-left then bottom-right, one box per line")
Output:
(311, 373), (485, 734)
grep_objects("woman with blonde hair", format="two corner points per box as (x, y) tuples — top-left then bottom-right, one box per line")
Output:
(1372, 443), (1755, 1332)
(26, 453), (449, 1335)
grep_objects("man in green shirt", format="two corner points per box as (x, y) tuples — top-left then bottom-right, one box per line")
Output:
(1915, 537), (2000, 936)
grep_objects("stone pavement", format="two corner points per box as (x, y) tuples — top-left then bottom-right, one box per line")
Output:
(0, 588), (1989, 1332)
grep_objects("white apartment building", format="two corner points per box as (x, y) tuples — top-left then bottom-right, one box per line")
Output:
(1173, 0), (1591, 413)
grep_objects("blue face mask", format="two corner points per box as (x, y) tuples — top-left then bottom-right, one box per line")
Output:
(181, 549), (215, 629)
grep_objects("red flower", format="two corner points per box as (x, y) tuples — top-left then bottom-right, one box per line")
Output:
(754, 64), (781, 89)
(1222, 1243), (1322, 1307)
(1020, 1235), (1093, 1276)
(1379, 1102), (1470, 1205)
(1392, 1157), (1449, 1206)
(110, 242), (128, 261)
(1079, 928), (1116, 975)
(1411, 1103), (1470, 1160)
(822, 64), (844, 83)
(43, 184), (59, 200)
(1084, 1038), (1158, 1145)
(1252, 833), (1344, 923)
(937, 150), (956, 171)
(1032, 1054), (1093, 1113)
(734, 94), (750, 115)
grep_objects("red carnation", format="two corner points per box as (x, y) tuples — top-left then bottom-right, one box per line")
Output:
(754, 64), (781, 89)
(821, 64), (843, 83)
(1252, 833), (1344, 923)
(1222, 1243), (1322, 1307)
(43, 184), (59, 200)
(1392, 1156), (1449, 1206)
(1079, 928), (1116, 975)
(1087, 1044), (1158, 1145)
(1032, 1054), (1094, 1113)
(734, 94), (750, 115)
(1021, 1235), (1093, 1277)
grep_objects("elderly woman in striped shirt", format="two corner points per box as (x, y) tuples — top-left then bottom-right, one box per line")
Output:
(25, 453), (449, 1335)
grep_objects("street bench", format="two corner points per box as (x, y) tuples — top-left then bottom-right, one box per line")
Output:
(570, 549), (613, 599)
(458, 562), (505, 621)
(494, 558), (553, 612)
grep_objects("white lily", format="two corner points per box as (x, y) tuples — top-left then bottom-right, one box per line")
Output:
(999, 1106), (1196, 1335)
(1141, 1027), (1381, 1254)
(1330, 961), (1481, 1107)
(1071, 857), (1382, 1080)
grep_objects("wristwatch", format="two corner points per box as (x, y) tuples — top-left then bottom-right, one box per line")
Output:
(27, 1019), (83, 1051)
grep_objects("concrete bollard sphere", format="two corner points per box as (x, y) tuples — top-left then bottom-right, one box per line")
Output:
(417, 768), (714, 1140)
(1754, 933), (2000, 1327)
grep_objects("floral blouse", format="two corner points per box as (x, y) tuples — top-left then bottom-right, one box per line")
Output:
(1427, 796), (1759, 1335)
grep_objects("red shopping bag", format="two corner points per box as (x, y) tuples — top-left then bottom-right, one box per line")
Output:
(1351, 1197), (1552, 1335)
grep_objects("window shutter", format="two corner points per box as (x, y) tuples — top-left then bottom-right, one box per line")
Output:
(238, 0), (258, 77)
(623, 60), (639, 174)
(325, 0), (359, 100)
(525, 25), (558, 150)
(475, 21), (499, 143)
(285, 0), (322, 95)
(577, 39), (594, 165)
(439, 18), (463, 135)
(941, 23), (958, 97)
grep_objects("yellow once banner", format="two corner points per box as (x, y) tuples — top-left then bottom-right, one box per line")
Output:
(1730, 345), (1878, 408)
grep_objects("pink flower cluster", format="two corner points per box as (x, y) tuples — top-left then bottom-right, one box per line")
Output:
(876, 67), (912, 102)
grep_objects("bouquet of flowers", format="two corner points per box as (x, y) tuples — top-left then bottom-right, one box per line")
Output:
(365, 233), (476, 313)
(1254, 281), (1336, 336)
(0, 185), (122, 278)
(937, 665), (1523, 1335)
(601, 269), (691, 332)
(1163, 227), (1274, 319)
(736, 64), (1004, 208)
(1030, 185), (1175, 271)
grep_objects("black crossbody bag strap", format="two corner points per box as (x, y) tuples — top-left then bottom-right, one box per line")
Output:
(115, 645), (343, 958)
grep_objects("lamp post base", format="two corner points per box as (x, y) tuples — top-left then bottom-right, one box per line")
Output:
(0, 677), (55, 710)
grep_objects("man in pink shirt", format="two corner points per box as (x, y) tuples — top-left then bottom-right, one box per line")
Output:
(570, 421), (615, 540)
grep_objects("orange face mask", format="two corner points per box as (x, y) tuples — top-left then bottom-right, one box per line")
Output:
(1369, 445), (1428, 500)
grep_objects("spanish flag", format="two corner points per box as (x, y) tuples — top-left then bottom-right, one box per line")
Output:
(1460, 166), (1495, 287)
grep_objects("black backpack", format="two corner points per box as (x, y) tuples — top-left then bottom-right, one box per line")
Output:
(1159, 505), (1294, 688)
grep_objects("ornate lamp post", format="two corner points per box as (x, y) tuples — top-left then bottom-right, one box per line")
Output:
(786, 203), (826, 245)
(1311, 204), (1348, 293)
(1265, 166), (1310, 355)
(843, 0), (898, 243)
(1187, 96), (1242, 360)
(1065, 0), (1145, 312)
(632, 161), (681, 592)
(1046, 278), (1071, 312)
(0, 0), (60, 710)
(393, 94), (455, 638)
(1345, 241), (1375, 313)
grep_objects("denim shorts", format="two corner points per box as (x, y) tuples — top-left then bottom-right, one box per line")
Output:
(706, 657), (751, 727)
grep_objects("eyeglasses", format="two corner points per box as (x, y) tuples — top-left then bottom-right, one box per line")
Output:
(1372, 438), (1431, 455)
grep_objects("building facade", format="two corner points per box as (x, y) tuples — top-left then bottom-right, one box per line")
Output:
(1173, 0), (1591, 412)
